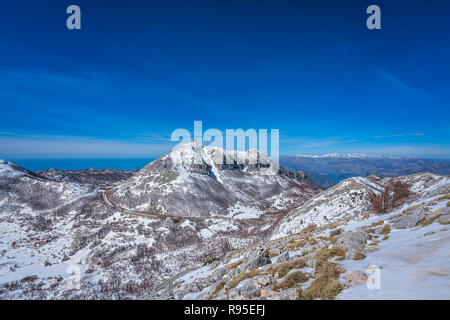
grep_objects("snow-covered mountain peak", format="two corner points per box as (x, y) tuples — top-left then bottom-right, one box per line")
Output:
(107, 143), (320, 217)
(167, 142), (277, 174)
(0, 160), (41, 179)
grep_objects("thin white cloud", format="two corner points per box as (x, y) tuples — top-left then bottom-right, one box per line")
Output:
(374, 132), (424, 139)
(379, 70), (435, 98)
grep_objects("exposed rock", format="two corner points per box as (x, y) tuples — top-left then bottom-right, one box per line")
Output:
(391, 213), (425, 229)
(336, 230), (369, 251)
(270, 248), (281, 256)
(276, 251), (290, 263)
(434, 207), (449, 216)
(344, 271), (368, 287)
(258, 288), (298, 300)
(260, 289), (277, 297)
(210, 268), (226, 283)
(438, 214), (450, 225)
(227, 288), (244, 300)
(363, 244), (380, 254)
(241, 249), (272, 271)
(228, 279), (261, 299)
(255, 275), (274, 287)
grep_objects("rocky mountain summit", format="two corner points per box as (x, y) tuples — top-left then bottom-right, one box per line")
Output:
(106, 142), (320, 218)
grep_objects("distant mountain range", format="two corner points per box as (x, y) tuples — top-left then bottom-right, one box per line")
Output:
(280, 154), (450, 188)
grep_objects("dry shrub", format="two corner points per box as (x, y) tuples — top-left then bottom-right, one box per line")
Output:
(322, 235), (337, 244)
(302, 223), (317, 234)
(269, 258), (307, 278)
(380, 224), (391, 240)
(391, 180), (411, 205)
(268, 250), (278, 258)
(353, 251), (366, 260)
(371, 220), (384, 227)
(275, 271), (309, 291)
(329, 228), (342, 236)
(437, 194), (450, 201)
(380, 224), (391, 234)
(208, 280), (225, 300)
(228, 269), (261, 290)
(226, 259), (244, 271)
(315, 246), (346, 261)
(421, 214), (441, 227)
(369, 180), (411, 214)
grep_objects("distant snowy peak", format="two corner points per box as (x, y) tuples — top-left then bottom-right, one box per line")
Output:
(294, 153), (390, 159)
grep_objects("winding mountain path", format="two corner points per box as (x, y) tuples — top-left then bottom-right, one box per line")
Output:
(102, 191), (233, 221)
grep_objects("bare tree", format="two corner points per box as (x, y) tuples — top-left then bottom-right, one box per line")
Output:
(369, 180), (411, 214)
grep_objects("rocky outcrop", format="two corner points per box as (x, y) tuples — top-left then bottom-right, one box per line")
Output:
(336, 230), (369, 259)
(391, 213), (425, 229)
(241, 248), (272, 271)
(276, 252), (290, 263)
(344, 271), (368, 287)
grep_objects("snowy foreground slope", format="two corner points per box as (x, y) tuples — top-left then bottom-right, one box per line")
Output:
(0, 154), (449, 300)
(272, 173), (448, 238)
(156, 173), (450, 300)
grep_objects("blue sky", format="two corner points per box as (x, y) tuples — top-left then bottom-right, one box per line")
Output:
(0, 0), (449, 161)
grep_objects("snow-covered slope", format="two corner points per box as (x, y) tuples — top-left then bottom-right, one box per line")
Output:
(107, 142), (320, 218)
(272, 173), (450, 239)
(0, 155), (317, 299)
(1, 157), (448, 300)
(156, 173), (450, 300)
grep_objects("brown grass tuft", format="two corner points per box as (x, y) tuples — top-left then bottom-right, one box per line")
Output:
(420, 214), (441, 227)
(208, 280), (225, 300)
(371, 220), (384, 227)
(300, 260), (344, 300)
(330, 228), (342, 236)
(275, 271), (310, 291)
(301, 223), (317, 234)
(353, 251), (366, 260)
(228, 269), (261, 290)
(437, 194), (450, 201)
(315, 246), (346, 261)
(269, 258), (307, 278)
(226, 259), (244, 271)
